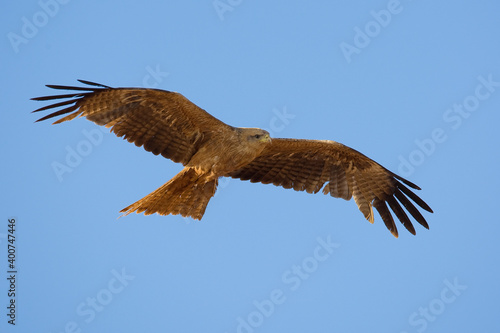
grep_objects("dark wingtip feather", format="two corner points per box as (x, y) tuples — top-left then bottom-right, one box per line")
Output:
(386, 196), (416, 236)
(77, 79), (111, 88)
(396, 181), (433, 213)
(393, 173), (421, 190)
(45, 84), (95, 91)
(32, 80), (111, 123)
(373, 199), (399, 238)
(31, 93), (84, 102)
(31, 98), (77, 113)
(394, 189), (430, 229)
(34, 105), (79, 123)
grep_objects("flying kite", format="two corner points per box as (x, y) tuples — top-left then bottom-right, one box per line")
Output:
(32, 80), (432, 237)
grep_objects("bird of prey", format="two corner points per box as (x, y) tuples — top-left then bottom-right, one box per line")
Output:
(32, 80), (432, 237)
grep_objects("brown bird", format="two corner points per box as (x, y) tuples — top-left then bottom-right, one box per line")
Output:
(32, 80), (433, 237)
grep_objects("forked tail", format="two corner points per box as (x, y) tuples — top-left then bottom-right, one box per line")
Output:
(120, 167), (218, 219)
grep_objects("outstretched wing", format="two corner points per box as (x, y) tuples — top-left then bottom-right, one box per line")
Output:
(228, 138), (433, 237)
(32, 80), (230, 165)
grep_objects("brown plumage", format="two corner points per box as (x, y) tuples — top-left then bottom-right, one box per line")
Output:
(32, 80), (433, 237)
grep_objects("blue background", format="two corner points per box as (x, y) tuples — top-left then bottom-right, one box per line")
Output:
(2, 1), (499, 332)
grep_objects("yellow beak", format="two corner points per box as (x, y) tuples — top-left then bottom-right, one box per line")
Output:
(260, 133), (272, 143)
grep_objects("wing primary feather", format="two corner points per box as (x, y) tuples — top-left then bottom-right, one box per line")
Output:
(31, 93), (84, 101)
(392, 172), (421, 190)
(386, 196), (416, 235)
(35, 105), (79, 122)
(77, 79), (111, 88)
(394, 189), (430, 229)
(32, 99), (78, 113)
(396, 181), (433, 213)
(373, 199), (398, 238)
(45, 84), (97, 91)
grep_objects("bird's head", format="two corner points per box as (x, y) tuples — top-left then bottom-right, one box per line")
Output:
(242, 128), (272, 144)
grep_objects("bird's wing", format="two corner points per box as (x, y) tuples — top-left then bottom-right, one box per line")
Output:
(32, 80), (230, 165)
(227, 138), (433, 237)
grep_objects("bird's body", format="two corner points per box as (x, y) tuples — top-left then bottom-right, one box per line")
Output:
(185, 127), (271, 174)
(32, 80), (433, 237)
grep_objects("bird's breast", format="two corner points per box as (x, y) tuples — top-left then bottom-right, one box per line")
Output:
(186, 134), (265, 176)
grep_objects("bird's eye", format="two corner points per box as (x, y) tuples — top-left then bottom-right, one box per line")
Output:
(254, 134), (261, 139)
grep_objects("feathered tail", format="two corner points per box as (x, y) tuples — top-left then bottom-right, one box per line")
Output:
(120, 167), (218, 219)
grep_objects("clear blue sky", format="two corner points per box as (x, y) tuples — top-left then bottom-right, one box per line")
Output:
(2, 1), (500, 332)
